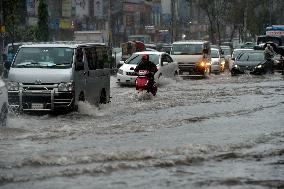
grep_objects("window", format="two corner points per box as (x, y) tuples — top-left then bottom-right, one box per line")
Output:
(13, 47), (74, 68)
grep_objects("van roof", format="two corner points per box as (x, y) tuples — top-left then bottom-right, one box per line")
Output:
(19, 41), (107, 48)
(172, 40), (209, 45)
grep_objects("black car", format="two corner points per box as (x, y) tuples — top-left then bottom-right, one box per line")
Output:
(231, 50), (266, 76)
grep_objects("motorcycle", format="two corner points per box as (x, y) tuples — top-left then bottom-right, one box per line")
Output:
(251, 59), (275, 75)
(135, 70), (157, 96)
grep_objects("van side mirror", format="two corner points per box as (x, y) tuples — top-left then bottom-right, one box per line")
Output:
(75, 61), (84, 71)
(4, 61), (12, 70)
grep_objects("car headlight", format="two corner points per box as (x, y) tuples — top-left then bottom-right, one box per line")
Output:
(58, 82), (74, 92)
(118, 69), (123, 75)
(8, 81), (19, 91)
(199, 61), (205, 67)
(257, 64), (262, 68)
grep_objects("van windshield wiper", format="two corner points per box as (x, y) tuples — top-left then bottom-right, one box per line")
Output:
(15, 61), (42, 67)
(15, 61), (57, 68)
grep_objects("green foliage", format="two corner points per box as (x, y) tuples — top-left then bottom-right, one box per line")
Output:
(197, 0), (284, 42)
(3, 0), (37, 43)
(37, 0), (49, 41)
(3, 0), (22, 43)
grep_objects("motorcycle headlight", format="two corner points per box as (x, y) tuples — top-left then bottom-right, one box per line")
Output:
(58, 82), (74, 92)
(8, 81), (19, 91)
(118, 69), (123, 75)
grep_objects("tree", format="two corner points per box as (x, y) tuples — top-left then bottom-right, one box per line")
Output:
(37, 0), (49, 41)
(3, 0), (25, 44)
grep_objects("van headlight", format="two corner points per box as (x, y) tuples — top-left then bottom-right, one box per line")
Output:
(58, 82), (74, 92)
(257, 64), (262, 68)
(8, 81), (19, 91)
(199, 61), (205, 67)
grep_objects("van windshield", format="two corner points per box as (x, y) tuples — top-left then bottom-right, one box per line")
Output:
(211, 50), (219, 58)
(12, 47), (74, 69)
(171, 44), (203, 55)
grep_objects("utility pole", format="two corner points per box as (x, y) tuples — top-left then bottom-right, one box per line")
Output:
(108, 0), (112, 48)
(171, 0), (175, 43)
(0, 0), (4, 69)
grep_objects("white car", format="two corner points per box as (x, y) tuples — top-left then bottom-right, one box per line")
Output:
(210, 48), (222, 74)
(0, 79), (8, 126)
(116, 51), (179, 85)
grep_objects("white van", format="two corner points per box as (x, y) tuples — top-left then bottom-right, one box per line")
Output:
(5, 42), (111, 112)
(171, 40), (211, 77)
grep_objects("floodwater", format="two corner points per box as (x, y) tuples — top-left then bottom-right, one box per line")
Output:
(0, 72), (284, 189)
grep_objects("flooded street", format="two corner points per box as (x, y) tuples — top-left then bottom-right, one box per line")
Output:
(1, 72), (284, 189)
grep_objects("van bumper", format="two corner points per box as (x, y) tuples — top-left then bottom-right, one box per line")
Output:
(178, 63), (206, 76)
(8, 89), (74, 112)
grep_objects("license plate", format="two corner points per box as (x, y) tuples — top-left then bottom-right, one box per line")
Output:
(31, 103), (44, 109)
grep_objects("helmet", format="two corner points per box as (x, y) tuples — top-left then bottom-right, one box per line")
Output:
(142, 54), (149, 61)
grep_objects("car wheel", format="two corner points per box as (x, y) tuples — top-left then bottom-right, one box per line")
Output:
(0, 104), (8, 127)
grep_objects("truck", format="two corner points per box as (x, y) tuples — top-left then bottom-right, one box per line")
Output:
(117, 41), (145, 68)
(74, 31), (108, 44)
(170, 40), (211, 78)
(256, 25), (284, 56)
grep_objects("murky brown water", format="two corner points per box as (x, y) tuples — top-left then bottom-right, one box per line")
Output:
(0, 72), (284, 189)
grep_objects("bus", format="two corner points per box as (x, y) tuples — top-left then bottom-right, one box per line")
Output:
(128, 35), (151, 43)
(266, 25), (284, 36)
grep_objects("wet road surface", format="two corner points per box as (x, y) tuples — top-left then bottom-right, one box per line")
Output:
(0, 72), (284, 189)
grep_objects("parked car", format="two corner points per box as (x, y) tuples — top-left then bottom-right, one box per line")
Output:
(231, 50), (265, 76)
(0, 78), (8, 126)
(229, 48), (254, 71)
(116, 51), (179, 85)
(210, 48), (222, 74)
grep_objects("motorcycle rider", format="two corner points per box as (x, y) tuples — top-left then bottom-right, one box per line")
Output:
(264, 43), (275, 73)
(134, 54), (158, 95)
